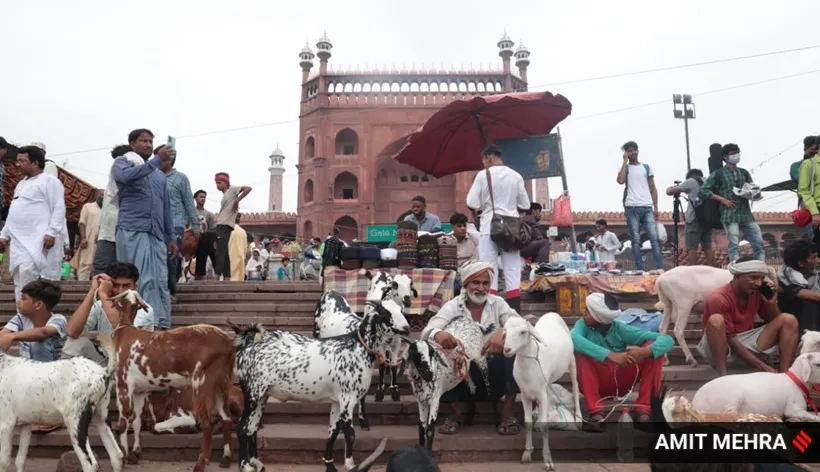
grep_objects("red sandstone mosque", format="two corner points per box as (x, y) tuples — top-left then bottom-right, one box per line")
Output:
(236, 31), (796, 250)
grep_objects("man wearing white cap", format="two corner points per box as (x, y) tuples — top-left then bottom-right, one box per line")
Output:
(571, 292), (673, 430)
(29, 142), (70, 251)
(698, 256), (799, 377)
(420, 261), (524, 436)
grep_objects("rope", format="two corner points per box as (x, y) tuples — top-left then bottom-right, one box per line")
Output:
(429, 339), (470, 381)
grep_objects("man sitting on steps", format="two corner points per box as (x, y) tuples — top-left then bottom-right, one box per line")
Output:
(698, 256), (799, 377)
(63, 261), (154, 365)
(420, 261), (523, 437)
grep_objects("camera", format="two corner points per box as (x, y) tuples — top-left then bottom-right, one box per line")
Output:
(673, 180), (682, 185)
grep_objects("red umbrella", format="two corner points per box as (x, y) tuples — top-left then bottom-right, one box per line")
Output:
(394, 91), (572, 178)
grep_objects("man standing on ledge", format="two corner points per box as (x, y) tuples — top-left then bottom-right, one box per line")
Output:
(214, 172), (252, 281)
(616, 141), (663, 271)
(404, 195), (442, 233)
(113, 129), (176, 330)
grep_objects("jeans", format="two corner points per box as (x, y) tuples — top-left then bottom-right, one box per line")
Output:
(29, 336), (61, 362)
(724, 221), (764, 263)
(453, 274), (462, 297)
(167, 226), (184, 296)
(624, 206), (663, 271)
(214, 225), (233, 279)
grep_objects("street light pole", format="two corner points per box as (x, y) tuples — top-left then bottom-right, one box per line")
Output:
(672, 94), (696, 171)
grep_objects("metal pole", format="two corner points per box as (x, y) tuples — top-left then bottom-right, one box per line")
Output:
(555, 127), (578, 253)
(684, 115), (692, 171)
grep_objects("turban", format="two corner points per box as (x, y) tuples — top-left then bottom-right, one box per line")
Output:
(215, 173), (230, 185)
(459, 261), (494, 287)
(586, 293), (621, 325)
(727, 259), (768, 276)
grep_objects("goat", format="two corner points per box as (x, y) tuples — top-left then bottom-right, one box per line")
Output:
(141, 384), (244, 436)
(655, 266), (734, 367)
(400, 316), (495, 449)
(661, 393), (783, 423)
(0, 335), (122, 472)
(349, 438), (441, 472)
(502, 313), (581, 471)
(691, 352), (820, 422)
(360, 270), (418, 402)
(109, 290), (236, 472)
(650, 386), (809, 472)
(313, 291), (411, 430)
(799, 329), (820, 355)
(231, 301), (402, 472)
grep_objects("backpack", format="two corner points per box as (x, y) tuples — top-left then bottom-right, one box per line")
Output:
(622, 163), (651, 205)
(695, 167), (752, 230)
(791, 161), (803, 182)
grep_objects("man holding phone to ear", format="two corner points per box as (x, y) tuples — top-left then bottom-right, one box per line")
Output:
(697, 256), (799, 377)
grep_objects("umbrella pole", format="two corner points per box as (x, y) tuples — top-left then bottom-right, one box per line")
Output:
(555, 128), (578, 253)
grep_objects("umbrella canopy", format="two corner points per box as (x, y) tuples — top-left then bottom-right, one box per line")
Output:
(394, 91), (572, 178)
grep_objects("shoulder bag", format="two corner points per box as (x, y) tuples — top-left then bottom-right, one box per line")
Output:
(486, 168), (532, 251)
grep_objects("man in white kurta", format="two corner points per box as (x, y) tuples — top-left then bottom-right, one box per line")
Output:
(0, 146), (66, 301)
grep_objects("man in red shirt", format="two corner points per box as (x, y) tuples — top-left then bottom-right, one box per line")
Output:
(697, 256), (799, 376)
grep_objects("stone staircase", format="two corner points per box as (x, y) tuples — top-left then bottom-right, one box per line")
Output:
(7, 280), (724, 465)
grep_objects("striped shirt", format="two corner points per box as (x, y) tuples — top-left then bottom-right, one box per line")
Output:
(4, 313), (67, 360)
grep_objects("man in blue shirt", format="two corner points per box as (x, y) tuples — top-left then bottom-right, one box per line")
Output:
(404, 195), (442, 233)
(158, 147), (200, 301)
(571, 292), (673, 430)
(112, 129), (176, 330)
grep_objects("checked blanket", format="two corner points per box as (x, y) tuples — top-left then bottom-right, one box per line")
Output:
(323, 267), (456, 315)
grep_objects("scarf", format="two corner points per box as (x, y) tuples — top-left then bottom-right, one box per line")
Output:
(777, 264), (820, 292)
(727, 259), (769, 276)
(106, 152), (145, 204)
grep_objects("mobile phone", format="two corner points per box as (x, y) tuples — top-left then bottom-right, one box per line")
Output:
(167, 136), (176, 148)
(759, 283), (774, 299)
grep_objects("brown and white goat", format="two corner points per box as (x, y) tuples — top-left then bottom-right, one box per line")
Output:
(110, 290), (237, 472)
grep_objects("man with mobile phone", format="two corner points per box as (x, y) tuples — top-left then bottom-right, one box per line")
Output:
(697, 256), (799, 376)
(615, 141), (663, 271)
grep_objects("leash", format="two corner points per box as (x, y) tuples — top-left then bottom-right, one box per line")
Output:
(356, 329), (386, 364)
(518, 336), (640, 426)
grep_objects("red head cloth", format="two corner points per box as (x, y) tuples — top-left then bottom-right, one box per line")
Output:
(215, 174), (230, 186)
(459, 261), (495, 287)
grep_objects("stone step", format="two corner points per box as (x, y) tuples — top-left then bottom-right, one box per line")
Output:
(0, 292), (326, 303)
(17, 423), (653, 464)
(0, 281), (324, 294)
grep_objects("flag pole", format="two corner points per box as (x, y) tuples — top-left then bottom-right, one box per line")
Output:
(555, 127), (578, 253)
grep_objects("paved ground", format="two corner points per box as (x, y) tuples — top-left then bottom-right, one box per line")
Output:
(23, 457), (652, 471)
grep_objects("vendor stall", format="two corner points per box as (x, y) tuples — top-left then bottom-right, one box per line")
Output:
(522, 272), (660, 316)
(323, 267), (456, 317)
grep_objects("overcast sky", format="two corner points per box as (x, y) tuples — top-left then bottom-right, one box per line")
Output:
(3, 0), (818, 218)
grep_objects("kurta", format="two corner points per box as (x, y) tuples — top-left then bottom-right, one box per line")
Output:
(74, 202), (101, 280)
(0, 173), (66, 299)
(229, 224), (247, 281)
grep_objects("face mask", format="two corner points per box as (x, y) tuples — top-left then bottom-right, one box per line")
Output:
(726, 152), (741, 164)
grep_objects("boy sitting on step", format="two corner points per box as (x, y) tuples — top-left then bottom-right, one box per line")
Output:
(0, 279), (69, 432)
(63, 261), (153, 366)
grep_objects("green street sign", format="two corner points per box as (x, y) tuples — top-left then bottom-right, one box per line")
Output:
(366, 223), (452, 242)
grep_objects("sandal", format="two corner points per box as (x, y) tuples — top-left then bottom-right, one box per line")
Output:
(497, 416), (522, 436)
(633, 412), (650, 423)
(583, 413), (605, 433)
(437, 416), (462, 435)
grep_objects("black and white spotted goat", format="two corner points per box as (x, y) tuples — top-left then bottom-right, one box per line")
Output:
(399, 316), (495, 449)
(361, 270), (417, 402)
(313, 269), (417, 403)
(312, 291), (410, 429)
(231, 300), (409, 472)
(0, 336), (122, 472)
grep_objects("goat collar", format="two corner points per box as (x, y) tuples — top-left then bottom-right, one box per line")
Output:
(786, 370), (818, 413)
(356, 329), (386, 365)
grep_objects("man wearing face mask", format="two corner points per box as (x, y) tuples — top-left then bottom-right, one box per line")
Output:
(699, 143), (765, 263)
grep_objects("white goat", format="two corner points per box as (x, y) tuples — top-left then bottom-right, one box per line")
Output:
(692, 352), (820, 421)
(313, 291), (411, 429)
(360, 270), (418, 402)
(799, 329), (820, 355)
(400, 316), (495, 449)
(503, 313), (581, 471)
(655, 266), (733, 367)
(231, 301), (405, 472)
(0, 336), (122, 472)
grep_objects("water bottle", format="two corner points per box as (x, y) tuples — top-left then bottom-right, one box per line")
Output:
(617, 407), (635, 463)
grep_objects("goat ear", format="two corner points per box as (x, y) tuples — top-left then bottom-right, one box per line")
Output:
(412, 286), (419, 298)
(225, 318), (241, 333)
(380, 286), (391, 299)
(792, 354), (813, 383)
(527, 323), (549, 347)
(360, 269), (373, 280)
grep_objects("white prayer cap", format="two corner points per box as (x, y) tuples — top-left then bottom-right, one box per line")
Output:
(30, 142), (46, 152)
